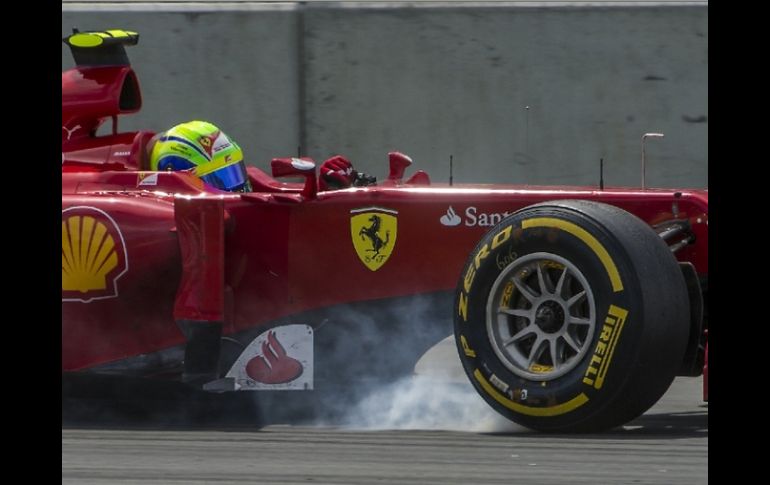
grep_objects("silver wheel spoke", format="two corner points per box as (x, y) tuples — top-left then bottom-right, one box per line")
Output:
(536, 264), (552, 296)
(562, 332), (581, 353)
(549, 339), (560, 370)
(566, 290), (586, 308)
(554, 267), (568, 297)
(500, 307), (532, 319)
(569, 316), (592, 326)
(503, 326), (535, 347)
(512, 276), (538, 303)
(526, 336), (546, 367)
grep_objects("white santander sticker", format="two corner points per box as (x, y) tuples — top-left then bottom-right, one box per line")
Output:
(440, 206), (462, 226)
(226, 324), (313, 391)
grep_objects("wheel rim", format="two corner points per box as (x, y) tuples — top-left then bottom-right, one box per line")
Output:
(486, 252), (597, 381)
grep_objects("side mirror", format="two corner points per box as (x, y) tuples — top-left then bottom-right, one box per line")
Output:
(270, 157), (318, 199)
(387, 152), (413, 183)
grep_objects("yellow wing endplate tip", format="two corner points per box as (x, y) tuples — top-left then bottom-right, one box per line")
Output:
(64, 29), (139, 48)
(68, 33), (103, 48)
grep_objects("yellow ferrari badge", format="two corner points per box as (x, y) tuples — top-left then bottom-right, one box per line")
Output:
(350, 207), (398, 271)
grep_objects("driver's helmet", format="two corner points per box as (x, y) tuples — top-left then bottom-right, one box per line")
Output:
(149, 120), (251, 192)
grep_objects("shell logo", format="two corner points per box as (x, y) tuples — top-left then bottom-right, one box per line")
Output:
(62, 207), (128, 303)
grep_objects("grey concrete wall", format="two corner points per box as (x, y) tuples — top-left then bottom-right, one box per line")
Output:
(62, 7), (301, 167)
(63, 3), (707, 188)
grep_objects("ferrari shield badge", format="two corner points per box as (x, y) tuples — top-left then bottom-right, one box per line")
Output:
(350, 207), (398, 271)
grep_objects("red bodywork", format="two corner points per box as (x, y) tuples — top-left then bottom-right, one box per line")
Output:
(62, 49), (708, 401)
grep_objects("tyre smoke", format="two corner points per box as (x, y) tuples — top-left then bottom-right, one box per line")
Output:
(338, 374), (522, 433)
(293, 295), (526, 433)
(333, 336), (523, 433)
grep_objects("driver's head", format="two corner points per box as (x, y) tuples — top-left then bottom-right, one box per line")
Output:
(148, 121), (251, 192)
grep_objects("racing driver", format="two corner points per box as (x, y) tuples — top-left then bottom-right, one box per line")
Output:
(147, 120), (362, 192)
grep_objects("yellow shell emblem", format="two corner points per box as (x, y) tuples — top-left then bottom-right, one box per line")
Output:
(62, 207), (128, 302)
(350, 207), (398, 271)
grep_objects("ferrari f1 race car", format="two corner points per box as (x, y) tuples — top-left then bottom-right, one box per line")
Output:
(62, 30), (708, 432)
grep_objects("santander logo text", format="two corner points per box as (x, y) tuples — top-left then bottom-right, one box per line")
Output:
(440, 206), (514, 227)
(439, 206), (462, 226)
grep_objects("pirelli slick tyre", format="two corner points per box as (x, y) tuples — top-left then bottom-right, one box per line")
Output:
(454, 200), (689, 432)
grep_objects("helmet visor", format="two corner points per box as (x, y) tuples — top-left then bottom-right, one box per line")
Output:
(200, 160), (250, 192)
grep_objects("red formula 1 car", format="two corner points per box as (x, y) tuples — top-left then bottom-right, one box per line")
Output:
(62, 30), (708, 432)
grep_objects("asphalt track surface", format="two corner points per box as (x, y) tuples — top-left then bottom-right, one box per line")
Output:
(62, 376), (707, 484)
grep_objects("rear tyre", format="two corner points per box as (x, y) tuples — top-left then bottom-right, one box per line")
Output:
(454, 200), (689, 432)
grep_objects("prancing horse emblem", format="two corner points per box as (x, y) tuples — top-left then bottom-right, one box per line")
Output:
(360, 215), (390, 255)
(350, 207), (398, 271)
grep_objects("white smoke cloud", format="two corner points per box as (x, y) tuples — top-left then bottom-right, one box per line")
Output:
(339, 375), (522, 433)
(335, 336), (524, 433)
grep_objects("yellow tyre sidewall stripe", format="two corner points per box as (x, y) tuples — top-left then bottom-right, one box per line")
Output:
(474, 369), (589, 417)
(522, 217), (623, 292)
